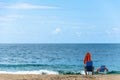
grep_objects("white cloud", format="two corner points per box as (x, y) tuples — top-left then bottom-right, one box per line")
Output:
(52, 28), (62, 34)
(112, 27), (120, 32)
(0, 15), (24, 22)
(0, 16), (13, 21)
(4, 3), (59, 9)
(7, 15), (24, 18)
(106, 27), (120, 35)
(75, 32), (81, 37)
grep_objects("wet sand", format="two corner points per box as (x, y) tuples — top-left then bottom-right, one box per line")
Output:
(0, 74), (119, 80)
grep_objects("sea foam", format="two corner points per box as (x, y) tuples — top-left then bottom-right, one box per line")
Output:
(0, 70), (59, 75)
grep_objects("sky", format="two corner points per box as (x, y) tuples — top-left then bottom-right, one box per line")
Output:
(0, 0), (120, 43)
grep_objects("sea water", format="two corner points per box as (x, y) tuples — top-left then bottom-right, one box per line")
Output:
(0, 44), (120, 74)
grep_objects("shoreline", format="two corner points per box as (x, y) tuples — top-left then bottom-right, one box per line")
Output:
(0, 74), (119, 80)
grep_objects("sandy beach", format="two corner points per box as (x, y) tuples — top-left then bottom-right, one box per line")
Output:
(0, 74), (119, 80)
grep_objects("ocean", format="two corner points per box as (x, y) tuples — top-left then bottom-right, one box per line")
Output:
(0, 44), (120, 74)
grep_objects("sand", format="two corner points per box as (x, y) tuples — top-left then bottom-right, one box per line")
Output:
(0, 74), (120, 80)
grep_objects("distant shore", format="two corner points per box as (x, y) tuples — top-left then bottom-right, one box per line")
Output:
(0, 74), (119, 80)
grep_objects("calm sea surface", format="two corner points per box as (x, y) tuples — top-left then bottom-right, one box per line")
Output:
(0, 44), (120, 74)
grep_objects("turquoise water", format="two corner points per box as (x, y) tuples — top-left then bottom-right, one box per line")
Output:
(0, 44), (120, 74)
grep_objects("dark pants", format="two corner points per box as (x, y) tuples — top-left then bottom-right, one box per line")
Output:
(84, 66), (94, 75)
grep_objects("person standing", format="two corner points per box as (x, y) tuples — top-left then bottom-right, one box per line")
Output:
(84, 52), (94, 75)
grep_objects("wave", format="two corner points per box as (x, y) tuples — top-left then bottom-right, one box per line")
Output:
(0, 64), (51, 67)
(107, 71), (120, 74)
(0, 70), (59, 75)
(0, 70), (120, 75)
(0, 70), (81, 75)
(58, 70), (81, 75)
(0, 64), (120, 75)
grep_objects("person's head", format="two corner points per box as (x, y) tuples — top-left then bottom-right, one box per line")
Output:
(86, 52), (91, 61)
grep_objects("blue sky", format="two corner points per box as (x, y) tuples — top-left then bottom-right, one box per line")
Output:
(0, 0), (120, 43)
